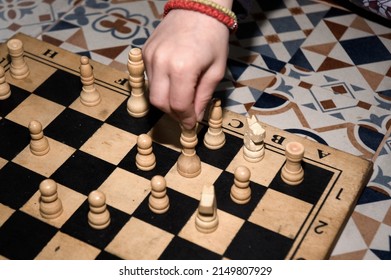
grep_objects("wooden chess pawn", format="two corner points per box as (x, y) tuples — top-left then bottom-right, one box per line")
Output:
(39, 179), (63, 219)
(148, 175), (170, 214)
(29, 120), (50, 156)
(195, 185), (218, 233)
(136, 133), (156, 171)
(7, 38), (30, 79)
(230, 166), (251, 204)
(127, 48), (149, 118)
(0, 65), (11, 100)
(281, 141), (305, 186)
(177, 123), (201, 178)
(203, 98), (225, 150)
(88, 190), (110, 230)
(79, 56), (101, 106)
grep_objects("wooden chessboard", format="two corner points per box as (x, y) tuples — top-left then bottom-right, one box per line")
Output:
(0, 33), (373, 260)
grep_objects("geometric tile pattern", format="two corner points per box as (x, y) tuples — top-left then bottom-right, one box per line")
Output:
(0, 0), (77, 43)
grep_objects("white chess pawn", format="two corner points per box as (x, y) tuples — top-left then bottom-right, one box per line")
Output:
(230, 166), (251, 204)
(136, 133), (156, 171)
(29, 120), (50, 156)
(195, 185), (218, 233)
(79, 56), (101, 106)
(39, 179), (63, 219)
(148, 175), (170, 214)
(88, 190), (110, 230)
(0, 65), (11, 100)
(7, 38), (30, 79)
(177, 124), (201, 178)
(281, 141), (305, 186)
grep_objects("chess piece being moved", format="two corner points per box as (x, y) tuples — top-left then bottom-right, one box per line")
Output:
(7, 38), (30, 79)
(281, 141), (305, 186)
(136, 133), (156, 171)
(79, 56), (101, 106)
(230, 166), (251, 204)
(39, 179), (63, 219)
(0, 65), (11, 100)
(148, 175), (170, 214)
(177, 123), (201, 178)
(29, 120), (50, 156)
(88, 190), (110, 230)
(243, 115), (265, 162)
(195, 185), (218, 233)
(127, 48), (149, 118)
(203, 98), (225, 150)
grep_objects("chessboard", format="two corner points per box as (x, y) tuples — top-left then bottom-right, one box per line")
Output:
(0, 33), (373, 260)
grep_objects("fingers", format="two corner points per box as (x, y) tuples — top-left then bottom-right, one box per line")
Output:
(145, 51), (225, 130)
(167, 64), (199, 129)
(143, 45), (172, 119)
(194, 65), (225, 123)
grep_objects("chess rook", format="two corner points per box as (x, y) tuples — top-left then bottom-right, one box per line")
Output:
(79, 56), (101, 106)
(88, 190), (111, 230)
(127, 48), (149, 117)
(177, 124), (201, 178)
(203, 98), (226, 150)
(29, 120), (50, 156)
(281, 141), (305, 186)
(195, 185), (218, 233)
(136, 133), (156, 171)
(0, 65), (11, 100)
(148, 175), (170, 214)
(7, 38), (30, 79)
(230, 166), (251, 204)
(39, 179), (63, 219)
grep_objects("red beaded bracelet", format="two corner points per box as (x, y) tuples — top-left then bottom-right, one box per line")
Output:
(163, 0), (238, 33)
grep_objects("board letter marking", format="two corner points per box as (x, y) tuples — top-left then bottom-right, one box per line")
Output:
(271, 134), (286, 145)
(317, 149), (331, 159)
(115, 78), (128, 86)
(228, 118), (244, 129)
(314, 220), (328, 234)
(42, 49), (59, 59)
(336, 188), (343, 200)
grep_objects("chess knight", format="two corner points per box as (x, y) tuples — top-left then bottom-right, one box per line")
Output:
(243, 115), (265, 162)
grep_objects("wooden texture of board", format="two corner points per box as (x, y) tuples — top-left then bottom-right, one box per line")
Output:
(0, 33), (373, 260)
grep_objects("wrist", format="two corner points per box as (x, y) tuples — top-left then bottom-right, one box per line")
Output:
(163, 0), (237, 33)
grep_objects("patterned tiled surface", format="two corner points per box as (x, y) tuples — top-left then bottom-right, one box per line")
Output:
(0, 0), (390, 259)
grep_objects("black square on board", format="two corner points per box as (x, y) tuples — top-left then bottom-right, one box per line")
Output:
(118, 141), (180, 181)
(133, 188), (199, 235)
(270, 161), (335, 205)
(61, 200), (131, 250)
(51, 150), (116, 196)
(0, 211), (57, 260)
(224, 221), (293, 260)
(0, 118), (30, 160)
(159, 236), (221, 260)
(33, 69), (81, 107)
(196, 127), (243, 170)
(0, 162), (46, 209)
(44, 108), (103, 149)
(214, 171), (267, 220)
(0, 84), (30, 118)
(106, 100), (164, 135)
(95, 250), (123, 260)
